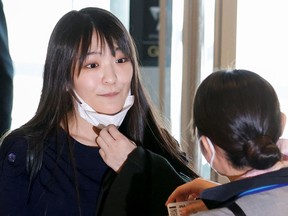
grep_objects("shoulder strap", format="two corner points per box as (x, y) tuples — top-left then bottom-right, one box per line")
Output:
(226, 202), (246, 216)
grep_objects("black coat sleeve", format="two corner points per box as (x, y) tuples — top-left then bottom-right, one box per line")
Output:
(96, 147), (189, 216)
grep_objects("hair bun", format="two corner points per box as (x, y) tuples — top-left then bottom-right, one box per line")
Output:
(245, 135), (281, 169)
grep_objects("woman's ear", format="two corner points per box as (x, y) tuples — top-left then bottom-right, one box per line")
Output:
(281, 112), (287, 136)
(199, 136), (214, 164)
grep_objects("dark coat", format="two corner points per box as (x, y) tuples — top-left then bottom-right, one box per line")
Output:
(96, 147), (191, 216)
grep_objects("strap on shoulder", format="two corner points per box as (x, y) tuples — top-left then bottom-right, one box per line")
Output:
(226, 202), (246, 216)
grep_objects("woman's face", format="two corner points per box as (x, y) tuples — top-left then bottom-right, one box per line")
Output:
(73, 32), (133, 115)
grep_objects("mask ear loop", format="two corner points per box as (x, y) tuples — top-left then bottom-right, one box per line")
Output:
(206, 137), (216, 167)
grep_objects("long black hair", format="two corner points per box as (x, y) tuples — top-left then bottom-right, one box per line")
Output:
(193, 69), (282, 170)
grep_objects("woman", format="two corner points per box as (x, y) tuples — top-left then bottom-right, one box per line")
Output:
(166, 69), (288, 215)
(0, 7), (197, 216)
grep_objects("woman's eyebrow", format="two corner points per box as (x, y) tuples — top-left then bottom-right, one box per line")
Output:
(87, 51), (102, 55)
(86, 47), (121, 56)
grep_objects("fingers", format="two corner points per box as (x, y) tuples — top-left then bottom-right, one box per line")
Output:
(98, 148), (105, 160)
(95, 124), (137, 172)
(104, 124), (124, 140)
(166, 178), (219, 205)
(96, 124), (122, 142)
(96, 127), (113, 149)
(96, 125), (119, 149)
(180, 200), (207, 216)
(166, 178), (219, 216)
(166, 184), (193, 204)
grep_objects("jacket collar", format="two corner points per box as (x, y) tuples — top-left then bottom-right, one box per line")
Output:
(201, 167), (288, 209)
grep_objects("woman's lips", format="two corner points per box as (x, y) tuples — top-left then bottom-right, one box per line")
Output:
(100, 92), (119, 97)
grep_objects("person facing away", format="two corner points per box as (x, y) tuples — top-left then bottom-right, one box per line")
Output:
(0, 7), (198, 216)
(166, 69), (288, 216)
(0, 0), (14, 137)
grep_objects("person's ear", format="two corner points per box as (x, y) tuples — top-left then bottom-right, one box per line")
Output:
(281, 112), (286, 135)
(199, 136), (214, 163)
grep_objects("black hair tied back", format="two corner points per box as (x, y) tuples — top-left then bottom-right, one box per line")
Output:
(244, 135), (281, 170)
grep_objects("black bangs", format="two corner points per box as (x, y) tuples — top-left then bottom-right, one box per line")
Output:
(79, 7), (133, 58)
(93, 23), (132, 59)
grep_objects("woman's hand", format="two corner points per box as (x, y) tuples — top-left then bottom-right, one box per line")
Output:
(166, 178), (219, 215)
(95, 125), (136, 172)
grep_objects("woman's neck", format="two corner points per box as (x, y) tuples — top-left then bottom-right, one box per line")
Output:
(67, 111), (100, 147)
(234, 161), (288, 180)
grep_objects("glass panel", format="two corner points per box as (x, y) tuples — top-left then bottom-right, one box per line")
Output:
(199, 0), (215, 179)
(236, 0), (288, 137)
(170, 0), (184, 141)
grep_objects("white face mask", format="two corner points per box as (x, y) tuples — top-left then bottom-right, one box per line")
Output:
(74, 90), (134, 129)
(199, 136), (216, 169)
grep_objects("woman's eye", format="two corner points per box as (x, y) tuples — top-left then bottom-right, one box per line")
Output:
(86, 63), (99, 69)
(115, 58), (129, 63)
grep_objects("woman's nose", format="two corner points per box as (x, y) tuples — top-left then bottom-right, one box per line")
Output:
(102, 62), (117, 84)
